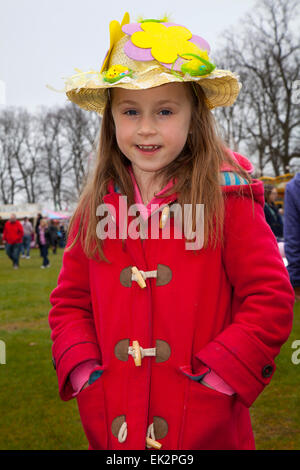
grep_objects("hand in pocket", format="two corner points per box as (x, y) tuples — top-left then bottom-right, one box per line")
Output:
(80, 369), (104, 393)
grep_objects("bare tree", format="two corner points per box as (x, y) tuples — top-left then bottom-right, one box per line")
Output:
(62, 103), (100, 197)
(12, 110), (46, 203)
(40, 107), (73, 210)
(0, 108), (26, 203)
(214, 0), (300, 175)
(0, 104), (100, 208)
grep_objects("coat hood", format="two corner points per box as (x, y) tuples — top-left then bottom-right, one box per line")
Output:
(220, 151), (265, 208)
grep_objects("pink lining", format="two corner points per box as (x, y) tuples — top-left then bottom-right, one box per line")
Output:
(128, 165), (175, 221)
(201, 369), (235, 395)
(70, 360), (100, 397)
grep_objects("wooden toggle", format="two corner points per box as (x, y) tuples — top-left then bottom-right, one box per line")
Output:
(132, 340), (142, 367)
(146, 437), (162, 449)
(131, 266), (146, 288)
(160, 206), (170, 229)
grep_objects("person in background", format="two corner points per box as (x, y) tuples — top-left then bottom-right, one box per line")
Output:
(263, 184), (284, 241)
(58, 224), (66, 248)
(37, 218), (51, 268)
(35, 213), (43, 251)
(2, 214), (24, 269)
(284, 172), (300, 301)
(21, 216), (33, 259)
(277, 203), (284, 220)
(48, 220), (59, 254)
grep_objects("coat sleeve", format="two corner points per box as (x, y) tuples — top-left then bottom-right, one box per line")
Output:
(195, 193), (294, 408)
(49, 219), (101, 401)
(284, 183), (300, 287)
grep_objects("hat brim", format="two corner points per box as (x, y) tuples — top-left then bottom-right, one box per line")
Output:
(66, 69), (241, 115)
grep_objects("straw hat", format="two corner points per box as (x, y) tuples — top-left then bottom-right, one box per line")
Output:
(64, 13), (242, 114)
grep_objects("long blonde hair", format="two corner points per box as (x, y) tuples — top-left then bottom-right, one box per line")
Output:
(67, 82), (253, 261)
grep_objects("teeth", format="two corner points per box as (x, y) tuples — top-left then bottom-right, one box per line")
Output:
(138, 145), (159, 150)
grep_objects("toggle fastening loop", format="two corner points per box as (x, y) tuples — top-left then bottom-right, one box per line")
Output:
(128, 340), (156, 366)
(131, 266), (158, 288)
(146, 423), (162, 449)
(121, 264), (172, 288)
(132, 269), (157, 281)
(117, 421), (161, 448)
(118, 421), (128, 443)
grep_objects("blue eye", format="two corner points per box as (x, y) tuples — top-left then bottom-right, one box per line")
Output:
(159, 109), (172, 116)
(125, 110), (138, 116)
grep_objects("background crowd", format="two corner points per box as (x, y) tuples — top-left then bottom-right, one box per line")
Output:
(1, 213), (67, 269)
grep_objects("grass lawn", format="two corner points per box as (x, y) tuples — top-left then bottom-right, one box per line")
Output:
(0, 247), (86, 450)
(251, 299), (300, 450)
(0, 247), (299, 450)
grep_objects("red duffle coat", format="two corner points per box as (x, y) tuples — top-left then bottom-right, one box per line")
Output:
(49, 154), (294, 450)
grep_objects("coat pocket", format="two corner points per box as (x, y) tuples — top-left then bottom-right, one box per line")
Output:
(179, 366), (240, 450)
(76, 365), (108, 450)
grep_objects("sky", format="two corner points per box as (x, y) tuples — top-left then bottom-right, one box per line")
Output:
(0, 0), (259, 111)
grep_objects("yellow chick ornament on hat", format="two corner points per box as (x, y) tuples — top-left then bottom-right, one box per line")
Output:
(103, 65), (133, 84)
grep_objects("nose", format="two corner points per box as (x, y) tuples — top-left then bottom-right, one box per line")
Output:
(137, 115), (157, 137)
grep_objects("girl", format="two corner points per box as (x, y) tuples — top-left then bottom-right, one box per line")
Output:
(37, 218), (50, 268)
(48, 220), (59, 254)
(49, 13), (295, 450)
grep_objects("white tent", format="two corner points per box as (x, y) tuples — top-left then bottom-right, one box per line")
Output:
(0, 203), (42, 220)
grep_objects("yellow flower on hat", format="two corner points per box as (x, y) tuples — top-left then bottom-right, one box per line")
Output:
(100, 12), (130, 73)
(131, 22), (202, 64)
(59, 13), (242, 115)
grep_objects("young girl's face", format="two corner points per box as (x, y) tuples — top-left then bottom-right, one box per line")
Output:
(111, 83), (192, 174)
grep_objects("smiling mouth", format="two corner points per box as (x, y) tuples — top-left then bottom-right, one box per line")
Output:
(136, 145), (161, 151)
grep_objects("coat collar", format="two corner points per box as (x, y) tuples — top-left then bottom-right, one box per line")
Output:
(103, 151), (265, 216)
